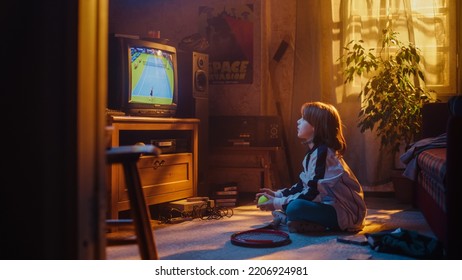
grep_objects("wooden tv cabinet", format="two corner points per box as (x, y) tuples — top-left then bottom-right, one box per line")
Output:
(107, 116), (199, 219)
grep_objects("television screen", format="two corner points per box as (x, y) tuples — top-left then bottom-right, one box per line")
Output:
(108, 35), (178, 117)
(129, 46), (175, 106)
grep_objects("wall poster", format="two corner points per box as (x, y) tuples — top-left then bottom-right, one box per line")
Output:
(199, 4), (254, 85)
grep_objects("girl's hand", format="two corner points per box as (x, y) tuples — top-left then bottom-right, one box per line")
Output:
(255, 188), (277, 211)
(255, 193), (275, 211)
(256, 188), (276, 199)
(256, 197), (275, 211)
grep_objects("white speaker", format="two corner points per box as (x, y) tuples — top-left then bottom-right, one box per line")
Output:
(192, 52), (208, 98)
(177, 51), (209, 117)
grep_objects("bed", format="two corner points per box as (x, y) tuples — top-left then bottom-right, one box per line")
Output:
(405, 97), (462, 259)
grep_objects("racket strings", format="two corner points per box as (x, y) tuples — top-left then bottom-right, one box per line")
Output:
(236, 232), (287, 242)
(231, 229), (292, 247)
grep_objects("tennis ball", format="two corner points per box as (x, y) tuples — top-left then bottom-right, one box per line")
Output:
(258, 195), (269, 204)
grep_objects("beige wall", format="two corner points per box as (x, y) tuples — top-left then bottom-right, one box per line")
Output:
(110, 0), (289, 117)
(110, 0), (297, 186)
(109, 0), (462, 190)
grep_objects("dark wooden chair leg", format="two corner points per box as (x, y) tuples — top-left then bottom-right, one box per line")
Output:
(107, 145), (160, 260)
(121, 160), (158, 260)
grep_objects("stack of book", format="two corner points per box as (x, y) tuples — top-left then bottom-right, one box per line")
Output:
(212, 182), (239, 208)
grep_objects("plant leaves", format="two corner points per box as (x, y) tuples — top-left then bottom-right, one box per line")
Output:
(339, 26), (438, 152)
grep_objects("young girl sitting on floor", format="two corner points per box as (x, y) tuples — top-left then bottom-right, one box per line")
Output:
(256, 101), (367, 233)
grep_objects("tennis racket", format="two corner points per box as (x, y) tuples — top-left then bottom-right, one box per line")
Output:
(230, 228), (291, 248)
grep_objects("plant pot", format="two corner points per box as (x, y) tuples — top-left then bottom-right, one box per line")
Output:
(393, 143), (407, 169)
(391, 169), (414, 203)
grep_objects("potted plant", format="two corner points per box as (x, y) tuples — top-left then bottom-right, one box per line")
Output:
(338, 23), (438, 201)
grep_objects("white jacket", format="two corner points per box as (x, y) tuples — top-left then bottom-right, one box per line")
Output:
(273, 145), (367, 231)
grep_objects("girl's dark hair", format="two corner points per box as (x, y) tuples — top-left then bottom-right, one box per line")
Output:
(301, 101), (346, 155)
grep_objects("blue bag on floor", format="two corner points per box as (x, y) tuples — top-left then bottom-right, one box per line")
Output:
(365, 228), (444, 259)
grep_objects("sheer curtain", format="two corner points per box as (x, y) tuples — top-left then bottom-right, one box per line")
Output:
(338, 0), (455, 190)
(342, 0), (456, 95)
(292, 0), (455, 191)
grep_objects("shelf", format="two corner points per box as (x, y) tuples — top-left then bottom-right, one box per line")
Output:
(107, 116), (199, 219)
(208, 146), (281, 193)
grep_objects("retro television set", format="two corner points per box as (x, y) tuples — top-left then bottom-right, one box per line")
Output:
(108, 35), (178, 117)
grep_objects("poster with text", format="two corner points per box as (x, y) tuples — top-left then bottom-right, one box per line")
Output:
(199, 4), (254, 84)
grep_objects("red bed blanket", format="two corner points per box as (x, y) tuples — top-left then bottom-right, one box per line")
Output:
(417, 148), (447, 213)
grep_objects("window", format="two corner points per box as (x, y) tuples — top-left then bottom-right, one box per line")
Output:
(343, 0), (456, 95)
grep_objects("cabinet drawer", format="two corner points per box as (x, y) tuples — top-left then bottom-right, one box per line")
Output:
(117, 153), (193, 202)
